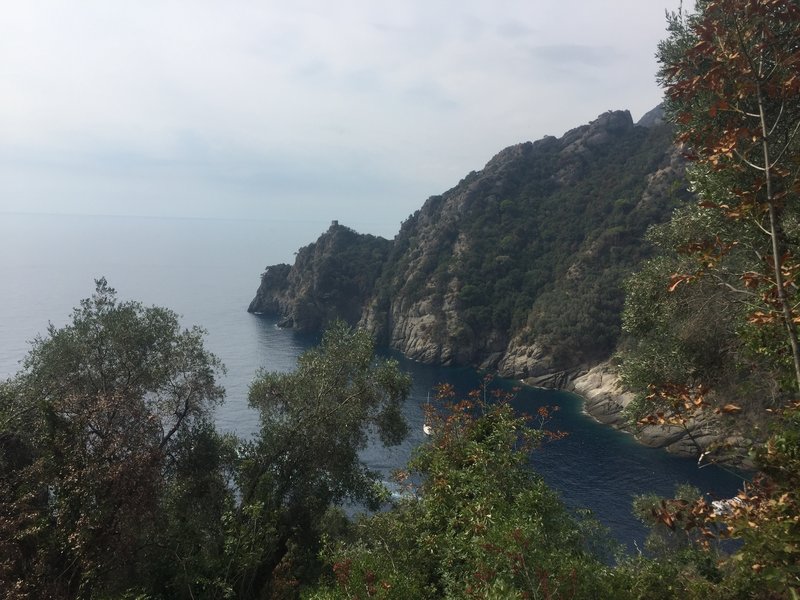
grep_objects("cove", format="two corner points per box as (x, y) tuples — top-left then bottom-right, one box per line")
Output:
(0, 213), (745, 551)
(250, 315), (745, 551)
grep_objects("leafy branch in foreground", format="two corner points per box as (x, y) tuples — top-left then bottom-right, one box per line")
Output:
(308, 383), (619, 600)
(619, 2), (800, 595)
(659, 0), (800, 391)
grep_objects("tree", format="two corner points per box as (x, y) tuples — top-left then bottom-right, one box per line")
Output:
(621, 0), (800, 463)
(619, 2), (800, 594)
(308, 384), (621, 600)
(2, 277), (224, 445)
(620, 204), (780, 464)
(228, 321), (411, 599)
(658, 0), (800, 391)
(0, 278), (227, 599)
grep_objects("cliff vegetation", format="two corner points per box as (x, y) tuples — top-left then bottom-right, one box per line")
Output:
(249, 109), (687, 383)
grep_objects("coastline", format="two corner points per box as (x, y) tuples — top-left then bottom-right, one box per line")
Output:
(521, 360), (754, 470)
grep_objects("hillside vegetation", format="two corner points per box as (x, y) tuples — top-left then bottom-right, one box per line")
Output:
(250, 109), (688, 380)
(2, 291), (795, 598)
(4, 1), (800, 596)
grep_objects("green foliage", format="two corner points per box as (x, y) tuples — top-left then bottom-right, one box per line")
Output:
(6, 281), (799, 598)
(245, 320), (411, 505)
(619, 203), (785, 420)
(728, 405), (800, 593)
(1, 296), (414, 600)
(309, 390), (621, 599)
(144, 423), (238, 600)
(619, 1), (800, 595)
(622, 0), (800, 427)
(655, 0), (800, 385)
(228, 321), (411, 598)
(632, 484), (720, 558)
(0, 278), (229, 599)
(2, 277), (224, 437)
(371, 119), (684, 367)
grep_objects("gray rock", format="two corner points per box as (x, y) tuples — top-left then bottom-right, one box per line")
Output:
(637, 104), (665, 128)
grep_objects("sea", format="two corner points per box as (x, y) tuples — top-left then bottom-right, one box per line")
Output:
(0, 212), (744, 550)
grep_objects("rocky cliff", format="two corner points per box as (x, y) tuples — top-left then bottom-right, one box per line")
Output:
(245, 108), (767, 462)
(248, 222), (391, 330)
(249, 109), (686, 380)
(570, 361), (754, 466)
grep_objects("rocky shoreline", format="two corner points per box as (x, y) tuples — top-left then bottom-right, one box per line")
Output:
(529, 360), (754, 469)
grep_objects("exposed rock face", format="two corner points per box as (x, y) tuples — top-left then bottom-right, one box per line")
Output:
(570, 361), (754, 466)
(570, 362), (705, 453)
(374, 111), (681, 376)
(248, 264), (291, 316)
(247, 222), (391, 331)
(569, 362), (635, 428)
(636, 104), (665, 128)
(496, 340), (550, 378)
(250, 109), (685, 381)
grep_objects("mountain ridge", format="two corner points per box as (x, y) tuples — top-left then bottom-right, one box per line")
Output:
(249, 108), (686, 380)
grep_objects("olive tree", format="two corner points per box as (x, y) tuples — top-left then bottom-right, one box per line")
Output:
(0, 278), (227, 599)
(228, 321), (411, 599)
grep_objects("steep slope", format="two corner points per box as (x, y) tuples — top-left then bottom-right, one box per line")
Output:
(248, 222), (391, 330)
(249, 109), (687, 381)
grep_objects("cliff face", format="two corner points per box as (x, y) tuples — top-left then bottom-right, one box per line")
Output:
(248, 222), (391, 330)
(570, 361), (754, 467)
(249, 109), (686, 380)
(366, 110), (685, 376)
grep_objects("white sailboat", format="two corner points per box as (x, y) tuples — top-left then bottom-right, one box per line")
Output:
(422, 392), (433, 435)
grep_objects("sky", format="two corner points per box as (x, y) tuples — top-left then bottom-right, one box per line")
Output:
(0, 0), (683, 237)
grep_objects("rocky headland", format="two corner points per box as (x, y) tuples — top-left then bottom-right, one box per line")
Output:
(248, 107), (751, 460)
(251, 108), (684, 370)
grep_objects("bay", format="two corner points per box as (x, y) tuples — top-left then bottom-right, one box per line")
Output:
(0, 212), (743, 549)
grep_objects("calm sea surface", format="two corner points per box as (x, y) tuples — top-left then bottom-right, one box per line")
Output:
(0, 213), (744, 549)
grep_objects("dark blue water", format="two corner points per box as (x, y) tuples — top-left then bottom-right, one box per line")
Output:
(0, 213), (744, 549)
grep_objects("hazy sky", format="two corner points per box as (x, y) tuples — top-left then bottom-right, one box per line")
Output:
(1, 0), (682, 237)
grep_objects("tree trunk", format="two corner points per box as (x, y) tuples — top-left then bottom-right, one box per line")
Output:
(757, 80), (800, 392)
